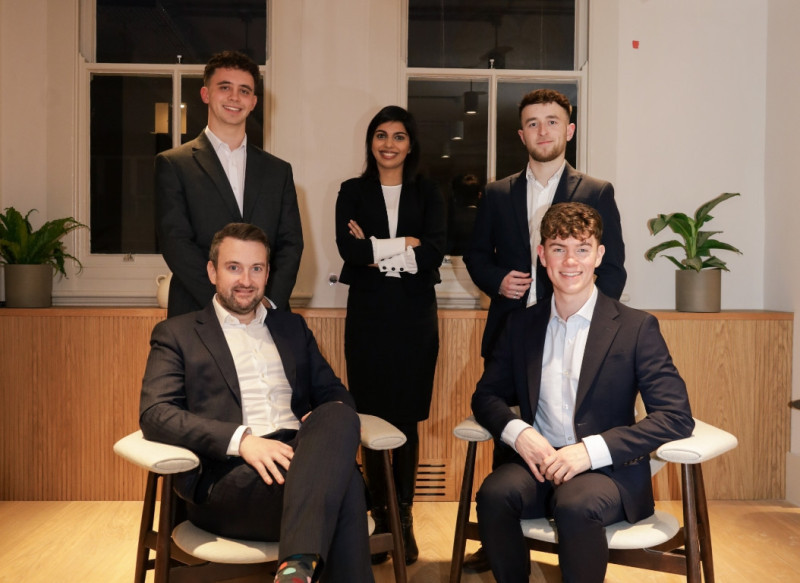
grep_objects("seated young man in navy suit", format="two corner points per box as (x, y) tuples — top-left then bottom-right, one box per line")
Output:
(471, 202), (694, 583)
(140, 223), (373, 583)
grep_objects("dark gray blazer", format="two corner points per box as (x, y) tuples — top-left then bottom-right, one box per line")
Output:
(155, 132), (303, 316)
(464, 163), (626, 357)
(472, 292), (694, 523)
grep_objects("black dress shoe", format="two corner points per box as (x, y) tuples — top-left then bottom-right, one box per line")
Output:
(463, 546), (491, 572)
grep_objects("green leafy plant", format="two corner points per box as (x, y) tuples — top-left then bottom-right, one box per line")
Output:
(0, 207), (88, 277)
(644, 192), (742, 271)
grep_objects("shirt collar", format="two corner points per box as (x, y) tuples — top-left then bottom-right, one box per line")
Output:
(526, 160), (566, 188)
(204, 126), (248, 153)
(212, 294), (267, 327)
(549, 285), (598, 325)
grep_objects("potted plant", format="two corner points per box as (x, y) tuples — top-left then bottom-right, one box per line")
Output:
(644, 192), (741, 312)
(0, 207), (88, 308)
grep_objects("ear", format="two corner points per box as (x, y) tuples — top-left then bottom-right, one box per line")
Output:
(207, 260), (217, 285)
(518, 128), (525, 145)
(595, 244), (605, 268)
(200, 86), (210, 104)
(566, 122), (576, 142)
(536, 244), (547, 267)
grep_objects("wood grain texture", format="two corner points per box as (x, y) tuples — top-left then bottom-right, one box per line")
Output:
(0, 308), (791, 501)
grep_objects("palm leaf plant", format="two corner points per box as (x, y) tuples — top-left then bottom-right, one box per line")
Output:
(644, 193), (742, 272)
(0, 207), (87, 277)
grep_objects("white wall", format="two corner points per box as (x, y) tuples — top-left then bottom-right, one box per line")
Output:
(765, 0), (800, 504)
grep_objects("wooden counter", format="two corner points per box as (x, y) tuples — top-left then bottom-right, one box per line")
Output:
(0, 308), (791, 501)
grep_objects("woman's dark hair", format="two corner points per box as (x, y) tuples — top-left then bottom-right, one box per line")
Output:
(362, 105), (420, 183)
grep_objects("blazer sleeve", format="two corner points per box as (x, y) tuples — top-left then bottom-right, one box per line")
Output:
(593, 182), (627, 300)
(139, 319), (239, 461)
(264, 163), (303, 310)
(599, 314), (694, 467)
(464, 182), (512, 297)
(155, 153), (216, 309)
(335, 179), (378, 266)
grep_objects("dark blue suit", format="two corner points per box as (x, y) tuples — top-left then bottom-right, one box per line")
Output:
(464, 164), (626, 358)
(471, 292), (694, 582)
(139, 304), (372, 580)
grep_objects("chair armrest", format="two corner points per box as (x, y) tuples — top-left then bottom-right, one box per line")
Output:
(656, 418), (738, 464)
(113, 430), (200, 474)
(453, 416), (493, 442)
(358, 414), (407, 451)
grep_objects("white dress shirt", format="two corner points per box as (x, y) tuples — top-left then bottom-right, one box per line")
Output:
(370, 183), (418, 278)
(205, 126), (247, 216)
(501, 286), (613, 470)
(211, 297), (300, 456)
(525, 161), (566, 306)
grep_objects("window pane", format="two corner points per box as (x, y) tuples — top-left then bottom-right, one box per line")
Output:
(90, 74), (172, 254)
(180, 76), (264, 149)
(495, 80), (578, 180)
(408, 79), (488, 256)
(408, 0), (575, 70)
(96, 0), (267, 64)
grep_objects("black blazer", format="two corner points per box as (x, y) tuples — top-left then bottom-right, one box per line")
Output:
(155, 132), (304, 315)
(464, 163), (626, 357)
(472, 293), (694, 523)
(139, 303), (354, 500)
(335, 175), (446, 294)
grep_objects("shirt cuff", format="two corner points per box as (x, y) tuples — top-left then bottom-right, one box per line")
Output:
(378, 247), (418, 275)
(371, 236), (406, 262)
(582, 434), (613, 469)
(227, 425), (251, 456)
(501, 419), (531, 452)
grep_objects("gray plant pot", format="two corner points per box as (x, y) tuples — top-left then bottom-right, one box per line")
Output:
(4, 264), (53, 308)
(675, 268), (721, 312)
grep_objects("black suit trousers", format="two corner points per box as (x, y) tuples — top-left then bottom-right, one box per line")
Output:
(476, 461), (625, 583)
(185, 402), (373, 582)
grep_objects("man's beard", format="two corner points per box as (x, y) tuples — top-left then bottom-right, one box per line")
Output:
(217, 286), (263, 316)
(529, 144), (564, 163)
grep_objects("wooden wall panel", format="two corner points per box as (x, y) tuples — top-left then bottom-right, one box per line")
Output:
(0, 308), (791, 502)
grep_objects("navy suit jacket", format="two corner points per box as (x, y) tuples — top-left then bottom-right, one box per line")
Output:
(464, 164), (626, 357)
(139, 303), (353, 499)
(155, 132), (303, 315)
(471, 292), (694, 523)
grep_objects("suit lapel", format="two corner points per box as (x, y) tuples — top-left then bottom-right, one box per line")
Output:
(194, 304), (243, 405)
(265, 314), (297, 389)
(575, 294), (620, 410)
(552, 163), (582, 204)
(525, 305), (550, 418)
(510, 171), (531, 254)
(242, 144), (264, 222)
(192, 132), (243, 221)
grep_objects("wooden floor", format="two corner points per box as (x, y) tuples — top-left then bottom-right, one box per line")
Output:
(2, 500), (799, 582)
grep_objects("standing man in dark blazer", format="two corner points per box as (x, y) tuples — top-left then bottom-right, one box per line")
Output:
(472, 203), (694, 583)
(464, 88), (626, 359)
(140, 223), (373, 582)
(156, 50), (303, 317)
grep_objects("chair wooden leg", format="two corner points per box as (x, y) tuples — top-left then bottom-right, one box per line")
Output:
(382, 450), (407, 583)
(681, 464), (701, 583)
(693, 465), (715, 582)
(449, 440), (478, 583)
(134, 471), (159, 583)
(155, 474), (175, 583)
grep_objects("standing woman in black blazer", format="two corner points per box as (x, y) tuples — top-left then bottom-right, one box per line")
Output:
(335, 106), (445, 565)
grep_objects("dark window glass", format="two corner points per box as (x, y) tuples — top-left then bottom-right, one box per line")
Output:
(90, 74), (172, 254)
(96, 0), (267, 64)
(408, 79), (489, 256)
(408, 0), (575, 70)
(495, 80), (577, 180)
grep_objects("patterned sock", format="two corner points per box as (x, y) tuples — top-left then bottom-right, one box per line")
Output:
(273, 553), (321, 583)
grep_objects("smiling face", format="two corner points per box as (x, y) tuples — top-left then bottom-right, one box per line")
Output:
(200, 67), (257, 133)
(370, 121), (411, 182)
(518, 101), (575, 164)
(207, 236), (268, 323)
(537, 233), (604, 306)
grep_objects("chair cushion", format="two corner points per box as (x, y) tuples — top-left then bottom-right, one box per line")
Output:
(520, 509), (680, 550)
(172, 521), (279, 564)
